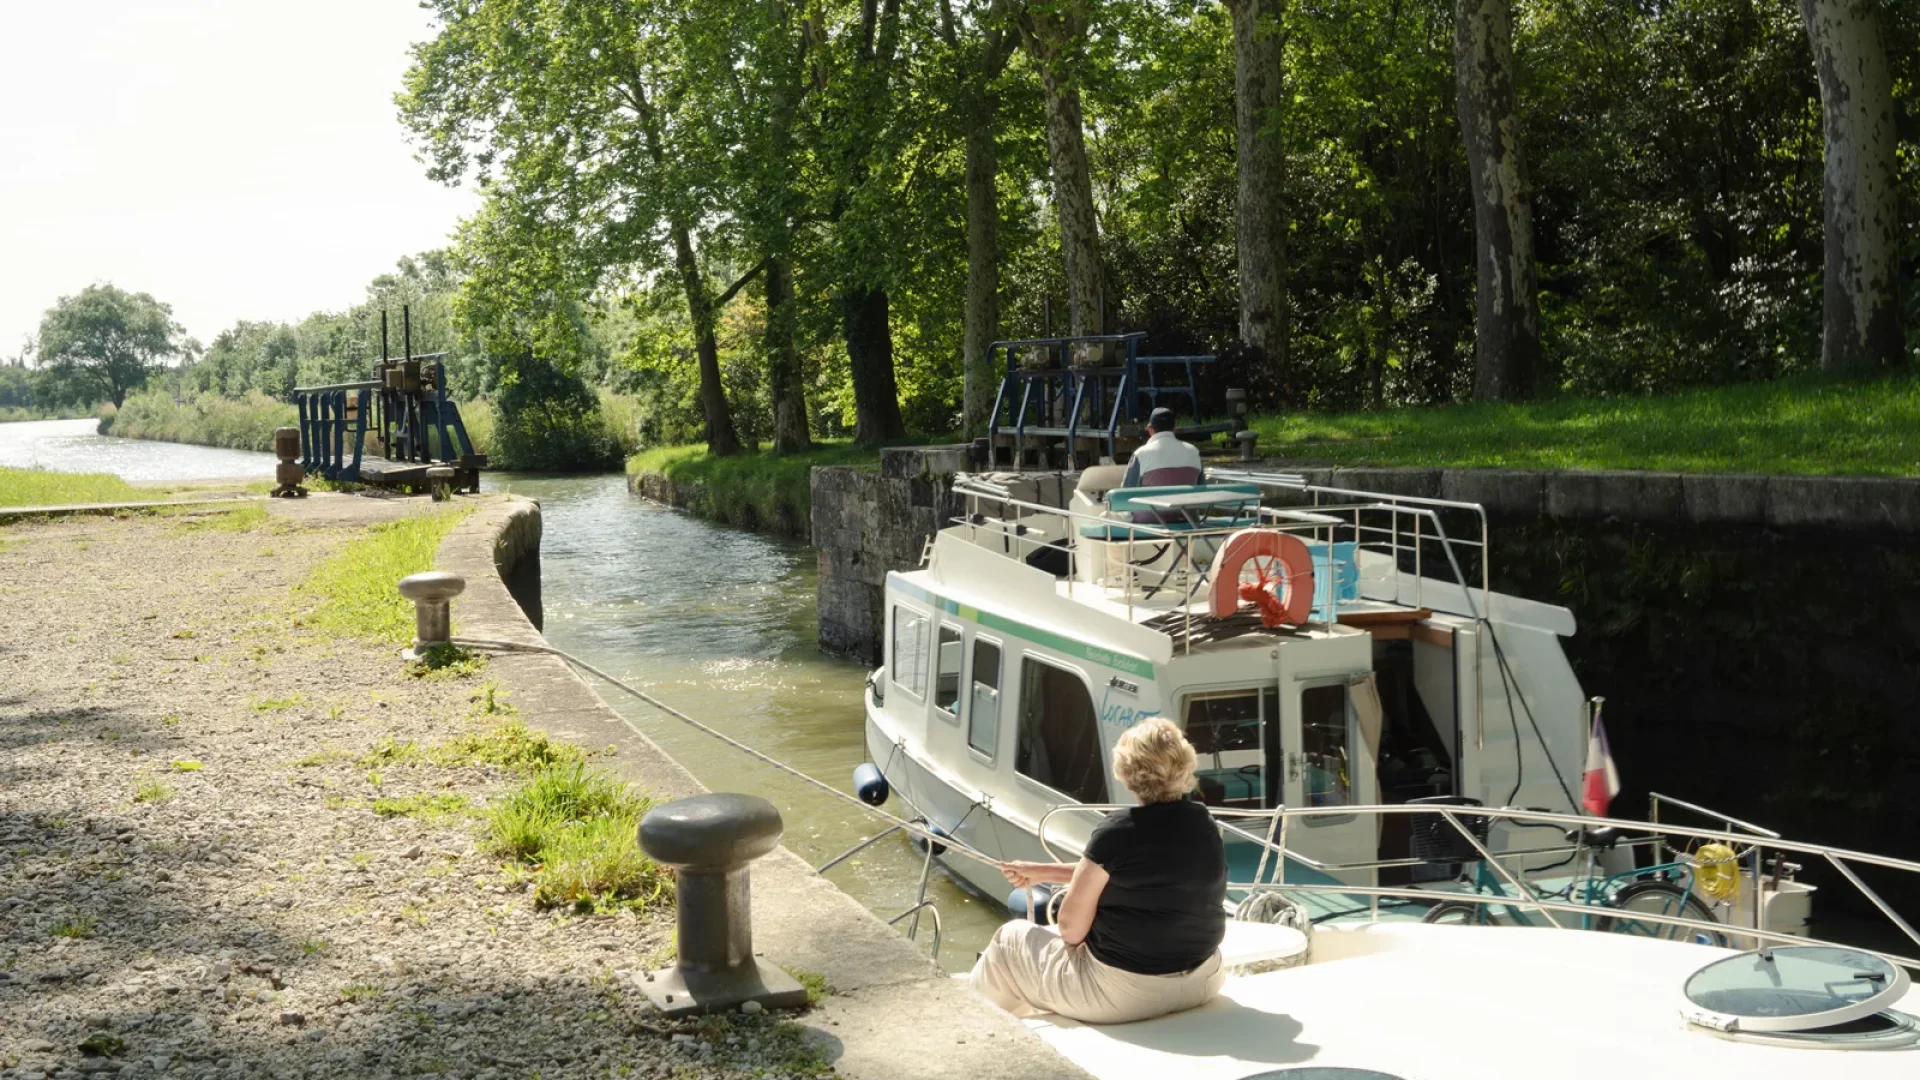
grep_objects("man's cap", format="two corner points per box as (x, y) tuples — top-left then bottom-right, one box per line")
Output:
(1149, 407), (1177, 431)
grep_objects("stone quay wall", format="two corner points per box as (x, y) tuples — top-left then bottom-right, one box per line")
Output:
(811, 446), (970, 662)
(807, 454), (1920, 662)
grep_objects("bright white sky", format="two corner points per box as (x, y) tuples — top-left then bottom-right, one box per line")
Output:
(0, 1), (477, 357)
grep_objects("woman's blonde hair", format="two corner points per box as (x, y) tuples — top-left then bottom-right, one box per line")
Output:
(1112, 717), (1197, 803)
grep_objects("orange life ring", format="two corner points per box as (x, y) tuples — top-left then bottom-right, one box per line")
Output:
(1208, 529), (1315, 627)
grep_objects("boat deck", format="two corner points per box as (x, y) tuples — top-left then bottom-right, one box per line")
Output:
(1025, 922), (1919, 1079)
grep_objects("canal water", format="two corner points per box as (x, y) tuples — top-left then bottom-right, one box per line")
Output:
(0, 418), (275, 481)
(1, 420), (999, 969)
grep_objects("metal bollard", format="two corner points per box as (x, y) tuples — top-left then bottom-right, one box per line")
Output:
(271, 427), (307, 498)
(636, 794), (809, 1016)
(426, 465), (455, 503)
(1236, 429), (1260, 463)
(396, 571), (465, 658)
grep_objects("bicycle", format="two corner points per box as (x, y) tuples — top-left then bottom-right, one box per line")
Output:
(1409, 797), (1729, 947)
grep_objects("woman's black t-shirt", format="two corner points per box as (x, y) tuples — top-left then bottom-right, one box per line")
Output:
(1082, 798), (1227, 975)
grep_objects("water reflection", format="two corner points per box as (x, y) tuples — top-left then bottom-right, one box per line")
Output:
(487, 472), (1004, 970)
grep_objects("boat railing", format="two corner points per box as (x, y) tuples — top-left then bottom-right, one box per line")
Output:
(950, 471), (1493, 637)
(1034, 801), (1920, 970)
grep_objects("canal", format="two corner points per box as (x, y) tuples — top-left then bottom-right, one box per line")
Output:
(2, 419), (999, 969)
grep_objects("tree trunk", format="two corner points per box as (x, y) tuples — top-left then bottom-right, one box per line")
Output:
(845, 286), (906, 444)
(764, 256), (811, 453)
(1020, 9), (1104, 341)
(1453, 0), (1539, 401)
(1228, 0), (1288, 382)
(1800, 0), (1905, 372)
(671, 227), (743, 457)
(961, 93), (1002, 438)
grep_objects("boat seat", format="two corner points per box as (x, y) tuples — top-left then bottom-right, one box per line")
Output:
(1218, 918), (1310, 971)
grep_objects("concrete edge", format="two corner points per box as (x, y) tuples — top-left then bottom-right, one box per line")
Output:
(437, 494), (1090, 1080)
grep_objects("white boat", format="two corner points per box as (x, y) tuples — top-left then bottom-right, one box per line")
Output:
(857, 465), (1920, 1074)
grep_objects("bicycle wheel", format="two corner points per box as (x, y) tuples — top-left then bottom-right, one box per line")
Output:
(1597, 880), (1727, 946)
(1421, 900), (1511, 927)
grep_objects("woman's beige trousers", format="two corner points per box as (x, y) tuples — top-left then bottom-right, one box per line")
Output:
(969, 920), (1225, 1024)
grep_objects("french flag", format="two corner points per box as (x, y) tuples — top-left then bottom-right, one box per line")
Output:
(1583, 714), (1621, 817)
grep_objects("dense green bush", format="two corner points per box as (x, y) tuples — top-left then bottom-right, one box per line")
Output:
(105, 390), (295, 451)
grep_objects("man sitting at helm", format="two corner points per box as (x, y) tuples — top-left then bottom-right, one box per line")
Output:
(1121, 407), (1203, 522)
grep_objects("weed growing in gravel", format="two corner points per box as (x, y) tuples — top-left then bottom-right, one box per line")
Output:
(49, 915), (97, 939)
(160, 713), (180, 726)
(168, 503), (269, 533)
(301, 937), (328, 956)
(360, 736), (422, 767)
(472, 681), (513, 718)
(434, 720), (580, 773)
(338, 982), (383, 1003)
(406, 642), (485, 680)
(297, 508), (473, 643)
(369, 792), (472, 822)
(170, 760), (203, 772)
(295, 748), (349, 767)
(133, 780), (174, 804)
(782, 966), (833, 1006)
(250, 694), (304, 712)
(686, 1013), (832, 1076)
(486, 763), (665, 913)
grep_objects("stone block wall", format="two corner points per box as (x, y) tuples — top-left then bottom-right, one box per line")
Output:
(812, 448), (970, 663)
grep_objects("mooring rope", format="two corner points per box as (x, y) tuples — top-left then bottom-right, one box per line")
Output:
(449, 636), (1004, 868)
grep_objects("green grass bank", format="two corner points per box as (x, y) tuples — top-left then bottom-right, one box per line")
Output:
(1251, 372), (1920, 476)
(0, 466), (144, 508)
(627, 440), (883, 535)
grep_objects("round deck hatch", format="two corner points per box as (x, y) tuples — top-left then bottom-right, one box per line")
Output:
(1236, 1070), (1406, 1080)
(1236, 1060), (1405, 1068)
(1681, 946), (1910, 1033)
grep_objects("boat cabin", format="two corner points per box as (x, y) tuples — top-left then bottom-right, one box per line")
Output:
(864, 467), (1590, 903)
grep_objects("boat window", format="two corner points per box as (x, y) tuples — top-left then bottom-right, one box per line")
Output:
(933, 624), (963, 717)
(890, 606), (929, 700)
(1184, 688), (1278, 809)
(1300, 683), (1351, 808)
(1015, 658), (1107, 803)
(967, 639), (1002, 758)
(1682, 946), (1911, 1034)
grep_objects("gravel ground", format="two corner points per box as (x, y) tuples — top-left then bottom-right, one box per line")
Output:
(0, 498), (828, 1080)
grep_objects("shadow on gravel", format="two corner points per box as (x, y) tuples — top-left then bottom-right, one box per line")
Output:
(1, 799), (821, 1078)
(0, 701), (130, 755)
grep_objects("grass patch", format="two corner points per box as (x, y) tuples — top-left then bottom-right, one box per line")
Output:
(297, 509), (473, 643)
(625, 440), (884, 535)
(434, 719), (581, 772)
(169, 760), (203, 772)
(49, 915), (98, 939)
(166, 502), (269, 533)
(486, 762), (664, 913)
(133, 780), (174, 804)
(1248, 372), (1920, 476)
(250, 693), (304, 712)
(369, 792), (472, 822)
(0, 465), (141, 508)
(338, 982), (383, 1003)
(782, 966), (833, 1007)
(405, 642), (485, 680)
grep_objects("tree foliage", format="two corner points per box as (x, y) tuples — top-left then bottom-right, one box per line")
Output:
(36, 285), (184, 408)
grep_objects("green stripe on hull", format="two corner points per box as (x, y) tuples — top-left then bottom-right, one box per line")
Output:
(891, 576), (1156, 680)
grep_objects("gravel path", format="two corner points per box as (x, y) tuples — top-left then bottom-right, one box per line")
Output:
(0, 498), (828, 1080)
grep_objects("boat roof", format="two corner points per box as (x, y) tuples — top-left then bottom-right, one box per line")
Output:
(1025, 922), (1920, 1079)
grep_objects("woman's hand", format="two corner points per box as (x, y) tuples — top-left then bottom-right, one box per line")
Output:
(998, 860), (1073, 887)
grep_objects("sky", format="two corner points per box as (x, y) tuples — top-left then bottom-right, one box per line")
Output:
(0, 1), (478, 358)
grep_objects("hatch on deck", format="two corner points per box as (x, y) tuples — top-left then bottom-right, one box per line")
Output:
(1681, 945), (1917, 1048)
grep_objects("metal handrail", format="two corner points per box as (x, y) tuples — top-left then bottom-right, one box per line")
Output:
(950, 477), (1491, 627)
(1032, 800), (1920, 965)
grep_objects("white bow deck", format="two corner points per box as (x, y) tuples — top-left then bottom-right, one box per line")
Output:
(1025, 922), (1919, 1079)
